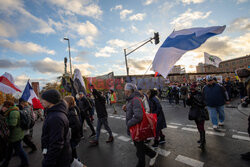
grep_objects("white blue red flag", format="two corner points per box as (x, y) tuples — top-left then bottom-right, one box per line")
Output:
(152, 25), (226, 78)
(21, 81), (43, 109)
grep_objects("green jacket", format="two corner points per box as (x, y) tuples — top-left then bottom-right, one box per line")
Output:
(6, 106), (24, 143)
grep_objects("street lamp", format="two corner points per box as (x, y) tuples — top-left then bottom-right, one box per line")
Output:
(63, 37), (72, 76)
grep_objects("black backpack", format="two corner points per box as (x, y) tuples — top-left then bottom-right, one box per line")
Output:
(0, 114), (10, 141)
(19, 108), (35, 130)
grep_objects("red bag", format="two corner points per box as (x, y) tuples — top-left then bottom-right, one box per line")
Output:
(129, 97), (157, 141)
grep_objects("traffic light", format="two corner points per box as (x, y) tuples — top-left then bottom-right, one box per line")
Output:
(154, 32), (159, 45)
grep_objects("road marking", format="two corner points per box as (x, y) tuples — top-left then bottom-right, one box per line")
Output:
(175, 155), (204, 167)
(114, 116), (122, 119)
(109, 116), (115, 118)
(168, 125), (178, 129)
(121, 118), (126, 120)
(182, 127), (198, 132)
(237, 131), (249, 135)
(232, 135), (250, 141)
(111, 132), (118, 137)
(154, 148), (171, 157)
(187, 125), (197, 128)
(101, 129), (107, 133)
(117, 136), (131, 142)
(206, 131), (225, 137)
(207, 127), (226, 132)
(169, 122), (182, 126)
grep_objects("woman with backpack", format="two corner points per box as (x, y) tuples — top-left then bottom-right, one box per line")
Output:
(0, 101), (29, 167)
(64, 96), (82, 161)
(186, 83), (207, 151)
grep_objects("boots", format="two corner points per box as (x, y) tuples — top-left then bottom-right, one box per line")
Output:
(198, 131), (206, 151)
(106, 136), (114, 143)
(197, 131), (206, 144)
(152, 140), (159, 148)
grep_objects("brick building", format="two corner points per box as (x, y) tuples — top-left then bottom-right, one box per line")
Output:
(196, 55), (250, 73)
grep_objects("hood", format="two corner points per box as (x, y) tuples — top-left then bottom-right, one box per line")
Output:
(5, 106), (19, 117)
(126, 91), (141, 101)
(46, 100), (68, 115)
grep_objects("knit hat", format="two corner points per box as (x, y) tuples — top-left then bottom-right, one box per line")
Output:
(124, 83), (137, 91)
(41, 89), (61, 104)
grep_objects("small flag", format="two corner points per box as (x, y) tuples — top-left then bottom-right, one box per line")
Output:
(0, 72), (21, 94)
(152, 25), (226, 78)
(154, 72), (159, 77)
(204, 52), (222, 67)
(21, 81), (43, 109)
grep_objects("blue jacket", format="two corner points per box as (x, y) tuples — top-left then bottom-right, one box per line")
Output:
(203, 83), (226, 107)
(41, 100), (71, 167)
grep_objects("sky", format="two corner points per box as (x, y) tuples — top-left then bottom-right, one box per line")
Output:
(0, 0), (249, 89)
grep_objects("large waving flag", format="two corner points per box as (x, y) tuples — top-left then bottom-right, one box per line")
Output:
(204, 52), (222, 67)
(0, 72), (21, 94)
(21, 81), (43, 109)
(152, 25), (226, 78)
(73, 69), (87, 95)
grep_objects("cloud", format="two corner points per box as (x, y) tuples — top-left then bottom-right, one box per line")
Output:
(78, 36), (95, 48)
(170, 9), (211, 29)
(46, 0), (103, 19)
(0, 59), (27, 69)
(0, 0), (55, 34)
(0, 20), (17, 37)
(181, 0), (205, 4)
(107, 39), (133, 48)
(129, 13), (146, 21)
(229, 17), (250, 32)
(110, 5), (123, 11)
(236, 0), (248, 4)
(130, 25), (138, 32)
(0, 39), (55, 55)
(95, 46), (117, 57)
(128, 59), (152, 71)
(120, 9), (133, 19)
(72, 63), (94, 76)
(120, 28), (125, 32)
(76, 21), (98, 36)
(144, 0), (158, 5)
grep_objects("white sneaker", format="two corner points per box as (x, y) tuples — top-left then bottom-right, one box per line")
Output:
(149, 152), (158, 166)
(218, 122), (224, 126)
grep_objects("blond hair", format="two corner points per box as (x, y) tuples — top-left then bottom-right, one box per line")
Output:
(64, 96), (76, 108)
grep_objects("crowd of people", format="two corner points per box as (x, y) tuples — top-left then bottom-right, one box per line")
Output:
(0, 68), (249, 167)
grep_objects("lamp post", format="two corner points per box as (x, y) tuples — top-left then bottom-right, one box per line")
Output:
(63, 37), (72, 76)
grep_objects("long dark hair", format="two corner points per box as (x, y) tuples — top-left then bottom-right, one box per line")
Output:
(148, 89), (158, 99)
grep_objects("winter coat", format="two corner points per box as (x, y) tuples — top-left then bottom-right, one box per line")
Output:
(68, 106), (82, 143)
(203, 83), (227, 107)
(180, 86), (188, 99)
(125, 91), (143, 135)
(77, 96), (91, 117)
(92, 89), (108, 118)
(41, 100), (71, 167)
(186, 91), (206, 121)
(6, 106), (24, 143)
(148, 96), (167, 131)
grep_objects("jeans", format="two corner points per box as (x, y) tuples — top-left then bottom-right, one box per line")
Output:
(81, 110), (95, 134)
(23, 134), (37, 150)
(207, 105), (225, 126)
(134, 141), (156, 167)
(1, 140), (28, 167)
(96, 117), (113, 141)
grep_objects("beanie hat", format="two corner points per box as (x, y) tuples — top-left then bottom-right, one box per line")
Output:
(41, 89), (61, 104)
(124, 83), (137, 91)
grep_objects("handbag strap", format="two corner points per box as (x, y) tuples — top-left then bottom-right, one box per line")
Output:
(132, 97), (146, 115)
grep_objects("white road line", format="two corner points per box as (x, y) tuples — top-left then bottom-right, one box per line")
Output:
(187, 125), (197, 128)
(237, 131), (249, 135)
(169, 123), (182, 126)
(154, 148), (171, 157)
(114, 116), (122, 119)
(232, 135), (250, 141)
(121, 118), (126, 120)
(206, 131), (225, 137)
(182, 127), (198, 132)
(109, 116), (115, 118)
(168, 125), (179, 129)
(111, 132), (118, 137)
(207, 127), (226, 132)
(117, 136), (131, 142)
(175, 155), (204, 167)
(101, 129), (107, 133)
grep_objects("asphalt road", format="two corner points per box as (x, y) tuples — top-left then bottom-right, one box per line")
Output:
(8, 99), (250, 167)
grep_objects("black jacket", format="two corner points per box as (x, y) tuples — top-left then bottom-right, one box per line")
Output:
(41, 100), (71, 167)
(186, 91), (206, 121)
(149, 96), (167, 131)
(77, 96), (91, 116)
(92, 89), (107, 118)
(68, 106), (82, 143)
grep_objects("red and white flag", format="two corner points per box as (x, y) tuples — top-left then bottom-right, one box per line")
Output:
(0, 72), (21, 94)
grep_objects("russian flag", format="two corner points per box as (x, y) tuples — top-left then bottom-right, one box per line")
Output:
(152, 25), (226, 78)
(21, 81), (43, 109)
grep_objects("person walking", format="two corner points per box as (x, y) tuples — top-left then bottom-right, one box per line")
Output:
(202, 77), (229, 130)
(122, 83), (158, 167)
(147, 89), (167, 148)
(110, 89), (117, 114)
(0, 101), (29, 167)
(138, 88), (150, 113)
(89, 89), (114, 146)
(187, 83), (206, 151)
(77, 92), (96, 138)
(180, 83), (188, 108)
(18, 98), (37, 154)
(64, 96), (82, 161)
(41, 89), (71, 167)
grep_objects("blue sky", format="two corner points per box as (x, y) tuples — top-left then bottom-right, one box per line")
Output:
(0, 0), (249, 89)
